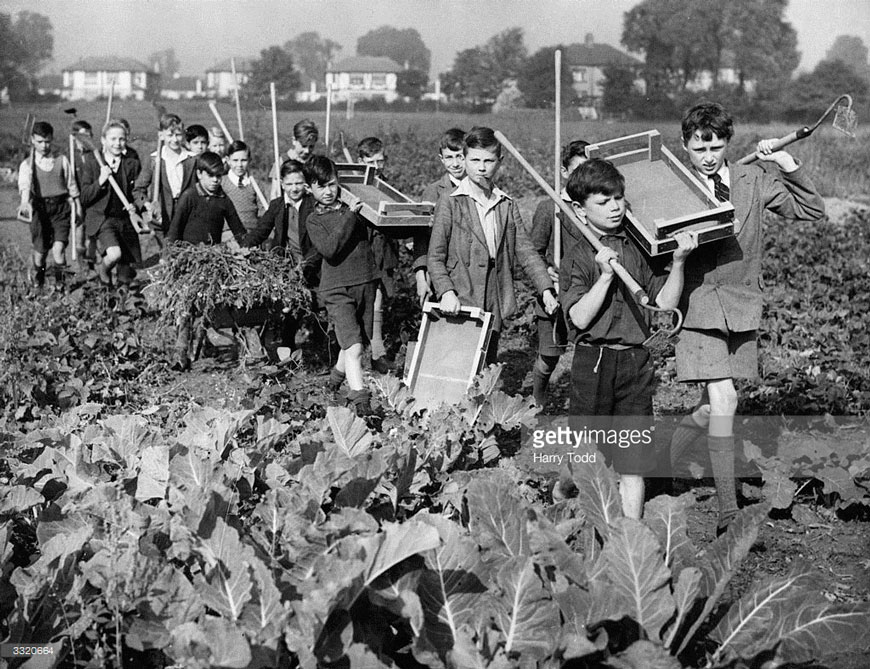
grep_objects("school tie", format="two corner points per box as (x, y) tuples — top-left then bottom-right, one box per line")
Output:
(710, 173), (730, 203)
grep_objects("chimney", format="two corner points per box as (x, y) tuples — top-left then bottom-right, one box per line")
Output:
(585, 33), (594, 47)
(404, 60), (410, 71)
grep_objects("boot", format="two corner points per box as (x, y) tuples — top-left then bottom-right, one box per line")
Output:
(347, 389), (372, 417)
(32, 264), (46, 288)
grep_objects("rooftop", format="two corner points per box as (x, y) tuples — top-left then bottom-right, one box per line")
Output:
(328, 56), (402, 73)
(63, 56), (152, 72)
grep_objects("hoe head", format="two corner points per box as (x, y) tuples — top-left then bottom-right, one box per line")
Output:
(832, 94), (857, 138)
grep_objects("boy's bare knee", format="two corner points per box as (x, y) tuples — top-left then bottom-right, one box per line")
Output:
(104, 246), (122, 264)
(708, 382), (738, 415)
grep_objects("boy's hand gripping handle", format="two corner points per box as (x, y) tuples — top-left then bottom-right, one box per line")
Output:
(493, 130), (649, 305)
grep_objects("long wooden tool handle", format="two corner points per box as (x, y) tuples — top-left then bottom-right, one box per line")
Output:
(69, 135), (77, 260)
(105, 77), (115, 126)
(152, 136), (163, 218)
(494, 130), (649, 304)
(553, 49), (562, 270)
(737, 127), (812, 165)
(208, 102), (235, 144)
(270, 82), (280, 198)
(91, 149), (147, 233)
(231, 58), (244, 140)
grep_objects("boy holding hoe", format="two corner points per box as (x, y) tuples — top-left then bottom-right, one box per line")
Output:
(560, 159), (698, 519)
(427, 126), (559, 365)
(668, 102), (825, 534)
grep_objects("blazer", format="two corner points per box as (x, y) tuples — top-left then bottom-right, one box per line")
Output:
(680, 162), (825, 332)
(132, 149), (197, 231)
(79, 151), (142, 236)
(427, 183), (553, 326)
(244, 195), (321, 286)
(414, 173), (458, 270)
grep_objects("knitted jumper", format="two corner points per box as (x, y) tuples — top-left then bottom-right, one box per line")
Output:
(221, 174), (261, 232)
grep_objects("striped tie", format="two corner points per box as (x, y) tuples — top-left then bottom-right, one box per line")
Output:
(711, 173), (730, 203)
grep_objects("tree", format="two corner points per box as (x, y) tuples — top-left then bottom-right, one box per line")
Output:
(622, 0), (798, 98)
(284, 31), (341, 90)
(396, 69), (427, 100)
(0, 11), (53, 99)
(148, 48), (180, 77)
(783, 59), (869, 122)
(443, 27), (527, 105)
(357, 26), (430, 74)
(600, 64), (641, 117)
(245, 46), (300, 100)
(824, 35), (870, 81)
(517, 45), (575, 108)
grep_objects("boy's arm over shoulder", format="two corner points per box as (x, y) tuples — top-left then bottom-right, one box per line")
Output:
(223, 197), (248, 243)
(306, 205), (360, 260)
(529, 197), (555, 258)
(427, 193), (456, 298)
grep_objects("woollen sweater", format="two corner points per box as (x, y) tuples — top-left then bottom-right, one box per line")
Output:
(221, 174), (262, 232)
(306, 201), (378, 291)
(168, 183), (247, 245)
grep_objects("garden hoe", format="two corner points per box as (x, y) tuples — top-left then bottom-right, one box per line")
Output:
(494, 130), (684, 350)
(738, 93), (857, 164)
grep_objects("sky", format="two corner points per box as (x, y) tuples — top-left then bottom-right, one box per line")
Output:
(7, 0), (870, 78)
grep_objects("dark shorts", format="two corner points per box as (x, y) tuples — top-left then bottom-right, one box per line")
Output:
(569, 344), (656, 475)
(320, 280), (377, 349)
(536, 312), (568, 358)
(97, 217), (143, 265)
(31, 196), (70, 253)
(675, 328), (758, 382)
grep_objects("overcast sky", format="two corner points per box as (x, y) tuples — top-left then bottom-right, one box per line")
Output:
(8, 0), (870, 77)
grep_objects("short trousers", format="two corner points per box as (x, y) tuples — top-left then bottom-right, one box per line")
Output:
(675, 328), (758, 382)
(31, 196), (70, 254)
(320, 280), (377, 349)
(569, 344), (657, 475)
(97, 216), (143, 265)
(536, 312), (568, 358)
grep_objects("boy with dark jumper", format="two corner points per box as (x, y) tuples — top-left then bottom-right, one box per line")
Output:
(528, 138), (589, 408)
(668, 102), (825, 534)
(304, 156), (377, 416)
(427, 126), (558, 365)
(560, 159), (697, 519)
(17, 121), (82, 289)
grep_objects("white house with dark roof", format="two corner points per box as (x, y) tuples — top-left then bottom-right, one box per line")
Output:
(61, 56), (155, 101)
(326, 56), (402, 103)
(206, 58), (254, 98)
(564, 34), (643, 102)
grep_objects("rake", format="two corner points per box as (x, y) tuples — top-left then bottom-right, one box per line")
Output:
(738, 94), (857, 164)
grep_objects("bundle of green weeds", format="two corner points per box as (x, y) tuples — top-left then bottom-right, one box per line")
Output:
(146, 244), (312, 326)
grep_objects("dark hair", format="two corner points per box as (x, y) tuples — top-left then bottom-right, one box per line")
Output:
(186, 124), (208, 143)
(159, 112), (182, 131)
(464, 126), (501, 158)
(280, 158), (305, 179)
(566, 158), (625, 205)
(561, 139), (590, 170)
(32, 121), (53, 138)
(357, 136), (384, 158)
(71, 120), (92, 135)
(226, 140), (249, 156)
(302, 154), (337, 186)
(681, 101), (734, 144)
(118, 118), (132, 133)
(439, 128), (466, 153)
(293, 119), (318, 144)
(195, 151), (227, 176)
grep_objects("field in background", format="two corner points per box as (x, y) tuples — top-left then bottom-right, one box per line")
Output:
(1, 99), (868, 202)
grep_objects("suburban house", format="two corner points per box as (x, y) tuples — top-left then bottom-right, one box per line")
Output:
(686, 50), (756, 94)
(61, 56), (156, 101)
(161, 74), (206, 100)
(564, 34), (643, 114)
(205, 58), (254, 98)
(325, 56), (402, 103)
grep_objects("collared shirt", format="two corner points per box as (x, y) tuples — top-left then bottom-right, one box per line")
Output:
(161, 146), (190, 197)
(451, 177), (511, 257)
(18, 152), (80, 198)
(229, 172), (250, 188)
(705, 164), (731, 198)
(103, 152), (121, 172)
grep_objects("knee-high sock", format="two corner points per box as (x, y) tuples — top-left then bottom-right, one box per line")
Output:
(371, 306), (386, 359)
(669, 415), (706, 472)
(708, 434), (738, 523)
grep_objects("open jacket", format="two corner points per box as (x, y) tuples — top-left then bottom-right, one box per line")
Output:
(132, 149), (196, 231)
(79, 151), (141, 236)
(427, 184), (553, 324)
(680, 162), (825, 332)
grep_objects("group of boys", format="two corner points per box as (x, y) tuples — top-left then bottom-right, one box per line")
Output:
(16, 101), (825, 528)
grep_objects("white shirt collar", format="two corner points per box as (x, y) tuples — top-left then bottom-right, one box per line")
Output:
(451, 176), (510, 204)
